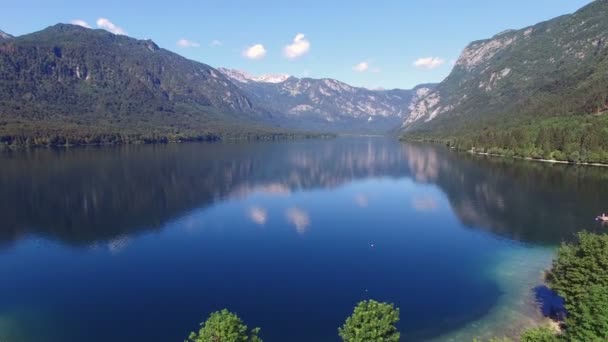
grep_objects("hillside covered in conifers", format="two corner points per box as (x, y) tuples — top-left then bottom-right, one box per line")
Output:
(401, 0), (608, 164)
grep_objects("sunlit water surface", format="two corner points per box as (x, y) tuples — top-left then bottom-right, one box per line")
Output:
(1, 138), (607, 342)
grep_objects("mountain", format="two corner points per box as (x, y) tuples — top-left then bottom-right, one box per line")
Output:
(219, 68), (436, 134)
(0, 24), (306, 145)
(218, 68), (290, 84)
(0, 29), (12, 41)
(401, 0), (608, 162)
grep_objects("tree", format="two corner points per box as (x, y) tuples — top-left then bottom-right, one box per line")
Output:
(565, 284), (608, 342)
(339, 300), (400, 342)
(546, 232), (608, 342)
(186, 309), (262, 342)
(546, 232), (608, 310)
(520, 327), (560, 342)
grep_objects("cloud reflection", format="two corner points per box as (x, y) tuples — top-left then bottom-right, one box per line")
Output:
(412, 196), (438, 212)
(354, 193), (369, 208)
(107, 234), (130, 254)
(286, 207), (311, 234)
(248, 206), (268, 225)
(232, 183), (292, 199)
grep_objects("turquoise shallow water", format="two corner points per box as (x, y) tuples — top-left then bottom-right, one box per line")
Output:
(0, 138), (606, 341)
(433, 246), (555, 341)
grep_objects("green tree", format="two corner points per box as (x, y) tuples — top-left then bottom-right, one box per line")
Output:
(565, 284), (608, 342)
(186, 309), (262, 342)
(546, 232), (608, 309)
(339, 300), (400, 342)
(520, 327), (560, 342)
(546, 232), (608, 342)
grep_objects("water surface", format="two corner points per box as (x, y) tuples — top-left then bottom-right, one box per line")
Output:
(1, 138), (607, 341)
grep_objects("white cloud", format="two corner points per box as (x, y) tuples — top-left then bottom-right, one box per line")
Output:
(353, 61), (381, 73)
(210, 39), (223, 47)
(243, 43), (267, 60)
(176, 39), (200, 48)
(70, 19), (91, 29)
(283, 33), (310, 59)
(353, 61), (369, 72)
(413, 57), (445, 69)
(96, 18), (127, 35)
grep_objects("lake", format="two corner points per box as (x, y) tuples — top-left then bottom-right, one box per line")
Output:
(1, 138), (607, 342)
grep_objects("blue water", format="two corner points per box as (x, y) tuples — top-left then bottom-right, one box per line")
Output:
(0, 138), (606, 341)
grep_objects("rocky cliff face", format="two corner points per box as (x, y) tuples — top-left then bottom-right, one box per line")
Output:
(402, 0), (608, 134)
(220, 68), (435, 133)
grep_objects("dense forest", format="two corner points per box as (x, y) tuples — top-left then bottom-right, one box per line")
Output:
(404, 114), (608, 164)
(0, 118), (331, 146)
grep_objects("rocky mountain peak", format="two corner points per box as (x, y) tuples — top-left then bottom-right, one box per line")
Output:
(218, 67), (437, 134)
(0, 29), (13, 40)
(217, 68), (290, 84)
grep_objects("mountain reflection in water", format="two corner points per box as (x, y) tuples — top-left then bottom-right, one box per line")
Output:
(1, 139), (606, 248)
(1, 138), (608, 342)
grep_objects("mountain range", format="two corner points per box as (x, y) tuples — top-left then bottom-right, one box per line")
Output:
(0, 23), (433, 145)
(219, 68), (435, 134)
(1, 0), (607, 152)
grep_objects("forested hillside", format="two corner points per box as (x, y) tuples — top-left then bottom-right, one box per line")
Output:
(401, 0), (608, 163)
(0, 24), (313, 146)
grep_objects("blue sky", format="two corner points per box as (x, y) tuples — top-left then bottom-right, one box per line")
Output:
(1, 0), (594, 89)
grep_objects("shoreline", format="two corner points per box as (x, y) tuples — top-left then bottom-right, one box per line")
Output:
(431, 246), (556, 341)
(463, 149), (608, 168)
(0, 133), (336, 149)
(400, 138), (608, 167)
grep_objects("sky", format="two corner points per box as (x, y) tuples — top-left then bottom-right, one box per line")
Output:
(0, 0), (595, 89)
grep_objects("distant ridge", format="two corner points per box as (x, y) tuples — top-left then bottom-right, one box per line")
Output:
(0, 23), (437, 143)
(218, 68), (291, 84)
(219, 67), (436, 134)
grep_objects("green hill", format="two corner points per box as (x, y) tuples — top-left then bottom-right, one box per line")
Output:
(0, 24), (307, 145)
